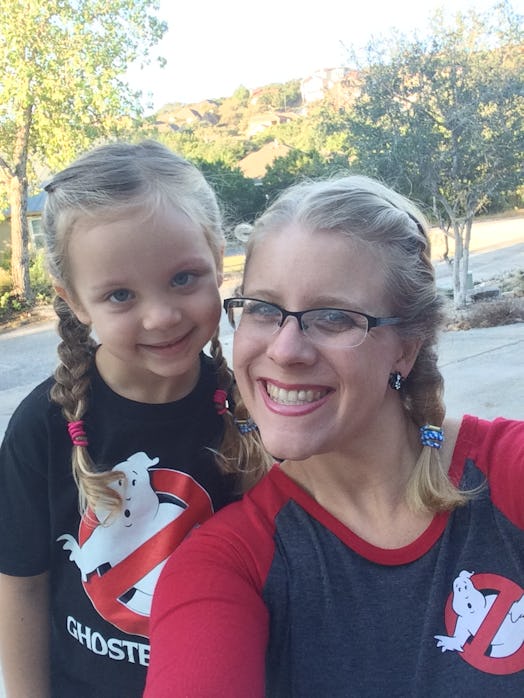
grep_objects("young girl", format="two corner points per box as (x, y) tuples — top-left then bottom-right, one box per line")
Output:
(0, 140), (269, 697)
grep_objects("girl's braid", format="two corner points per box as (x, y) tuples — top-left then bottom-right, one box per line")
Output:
(50, 295), (125, 519)
(208, 328), (272, 491)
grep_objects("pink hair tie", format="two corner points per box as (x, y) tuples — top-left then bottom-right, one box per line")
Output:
(68, 420), (88, 447)
(213, 389), (229, 415)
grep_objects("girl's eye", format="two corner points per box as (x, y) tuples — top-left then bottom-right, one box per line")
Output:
(171, 272), (196, 287)
(108, 289), (133, 303)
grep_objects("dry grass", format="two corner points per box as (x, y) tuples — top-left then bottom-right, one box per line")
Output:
(444, 270), (524, 330)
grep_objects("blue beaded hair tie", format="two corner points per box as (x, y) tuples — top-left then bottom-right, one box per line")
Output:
(420, 424), (444, 449)
(234, 417), (258, 434)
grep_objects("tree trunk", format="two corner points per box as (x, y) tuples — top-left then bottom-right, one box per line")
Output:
(9, 103), (34, 301)
(459, 216), (474, 307)
(9, 174), (32, 300)
(452, 222), (466, 308)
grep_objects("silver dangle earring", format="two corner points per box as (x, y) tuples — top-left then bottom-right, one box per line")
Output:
(388, 371), (405, 391)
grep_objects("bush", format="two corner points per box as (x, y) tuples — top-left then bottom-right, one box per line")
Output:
(0, 291), (32, 322)
(446, 297), (524, 330)
(0, 266), (11, 292)
(0, 250), (53, 324)
(29, 250), (53, 298)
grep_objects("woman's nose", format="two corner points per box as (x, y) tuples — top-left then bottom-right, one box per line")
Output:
(266, 316), (317, 365)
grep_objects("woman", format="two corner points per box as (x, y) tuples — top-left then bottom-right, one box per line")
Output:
(145, 175), (524, 696)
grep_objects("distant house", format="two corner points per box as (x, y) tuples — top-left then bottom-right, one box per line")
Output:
(300, 67), (347, 104)
(245, 112), (296, 138)
(0, 191), (47, 255)
(237, 140), (292, 179)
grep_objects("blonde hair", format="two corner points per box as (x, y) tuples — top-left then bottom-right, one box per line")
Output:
(43, 140), (270, 518)
(242, 174), (469, 512)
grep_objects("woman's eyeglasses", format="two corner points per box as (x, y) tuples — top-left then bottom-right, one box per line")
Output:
(223, 297), (401, 349)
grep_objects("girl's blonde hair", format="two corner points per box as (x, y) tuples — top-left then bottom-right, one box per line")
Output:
(43, 140), (270, 519)
(241, 174), (469, 513)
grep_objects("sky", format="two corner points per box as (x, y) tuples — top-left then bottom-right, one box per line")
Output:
(127, 0), (523, 112)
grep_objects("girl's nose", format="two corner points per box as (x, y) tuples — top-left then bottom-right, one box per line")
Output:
(266, 316), (317, 365)
(142, 300), (182, 331)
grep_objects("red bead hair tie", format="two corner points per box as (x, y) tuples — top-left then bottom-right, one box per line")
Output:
(67, 420), (88, 447)
(213, 389), (229, 415)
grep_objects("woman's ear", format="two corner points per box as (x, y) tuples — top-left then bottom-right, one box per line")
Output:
(396, 337), (423, 378)
(54, 285), (91, 326)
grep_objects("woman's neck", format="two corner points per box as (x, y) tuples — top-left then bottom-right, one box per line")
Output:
(279, 416), (433, 548)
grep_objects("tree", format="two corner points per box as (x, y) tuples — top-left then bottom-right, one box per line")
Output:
(192, 158), (267, 228)
(348, 1), (523, 306)
(262, 150), (350, 205)
(0, 0), (167, 299)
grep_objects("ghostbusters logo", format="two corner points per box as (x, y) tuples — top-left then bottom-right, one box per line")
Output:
(435, 570), (524, 674)
(58, 452), (213, 637)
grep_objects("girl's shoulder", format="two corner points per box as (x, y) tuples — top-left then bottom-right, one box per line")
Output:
(4, 375), (58, 434)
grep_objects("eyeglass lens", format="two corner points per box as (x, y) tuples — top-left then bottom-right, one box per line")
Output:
(227, 300), (370, 348)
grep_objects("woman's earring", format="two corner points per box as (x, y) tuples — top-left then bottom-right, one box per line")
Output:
(388, 371), (405, 391)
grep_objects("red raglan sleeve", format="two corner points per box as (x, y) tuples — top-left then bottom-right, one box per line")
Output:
(144, 504), (273, 698)
(467, 416), (524, 529)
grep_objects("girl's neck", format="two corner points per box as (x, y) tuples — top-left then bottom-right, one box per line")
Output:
(95, 347), (201, 404)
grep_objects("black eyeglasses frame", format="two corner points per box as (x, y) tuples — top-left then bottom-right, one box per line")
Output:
(223, 297), (402, 334)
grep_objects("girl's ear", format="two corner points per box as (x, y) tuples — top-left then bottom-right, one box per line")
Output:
(54, 285), (91, 326)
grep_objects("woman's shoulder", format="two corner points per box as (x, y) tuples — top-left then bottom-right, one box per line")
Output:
(452, 414), (524, 453)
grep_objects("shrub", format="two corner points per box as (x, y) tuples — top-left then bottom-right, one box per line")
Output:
(446, 297), (524, 330)
(29, 250), (53, 298)
(0, 266), (11, 292)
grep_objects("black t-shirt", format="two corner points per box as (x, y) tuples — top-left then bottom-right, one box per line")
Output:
(0, 353), (238, 697)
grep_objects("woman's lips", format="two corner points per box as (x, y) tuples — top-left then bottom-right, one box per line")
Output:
(260, 379), (332, 415)
(265, 381), (329, 405)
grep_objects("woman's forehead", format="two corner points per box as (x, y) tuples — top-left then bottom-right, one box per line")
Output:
(243, 225), (388, 308)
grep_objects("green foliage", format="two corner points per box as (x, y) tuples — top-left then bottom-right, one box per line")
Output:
(0, 266), (10, 291)
(29, 250), (53, 298)
(0, 291), (31, 322)
(0, 0), (167, 173)
(348, 3), (523, 222)
(345, 1), (523, 306)
(262, 151), (351, 204)
(157, 129), (247, 167)
(192, 159), (267, 228)
(256, 80), (302, 109)
(0, 0), (167, 299)
(232, 85), (250, 105)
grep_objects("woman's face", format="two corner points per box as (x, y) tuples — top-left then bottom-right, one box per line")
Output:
(232, 224), (417, 461)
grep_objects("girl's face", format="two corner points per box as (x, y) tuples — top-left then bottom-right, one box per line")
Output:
(61, 203), (223, 401)
(232, 224), (418, 461)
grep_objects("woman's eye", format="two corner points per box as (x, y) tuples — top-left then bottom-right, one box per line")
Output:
(315, 310), (356, 332)
(108, 289), (133, 303)
(171, 272), (195, 287)
(246, 301), (280, 321)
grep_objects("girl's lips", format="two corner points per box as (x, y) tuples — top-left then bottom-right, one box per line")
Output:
(259, 379), (332, 416)
(140, 330), (193, 354)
